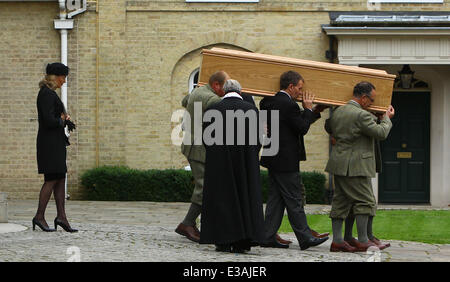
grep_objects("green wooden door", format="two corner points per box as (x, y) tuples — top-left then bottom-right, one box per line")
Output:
(379, 92), (430, 203)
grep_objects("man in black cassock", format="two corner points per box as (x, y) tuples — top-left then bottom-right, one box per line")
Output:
(199, 79), (265, 253)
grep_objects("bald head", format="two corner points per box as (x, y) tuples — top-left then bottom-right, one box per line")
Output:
(208, 71), (229, 87)
(208, 71), (229, 97)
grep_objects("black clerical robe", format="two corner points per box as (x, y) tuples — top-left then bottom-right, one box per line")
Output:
(199, 95), (265, 246)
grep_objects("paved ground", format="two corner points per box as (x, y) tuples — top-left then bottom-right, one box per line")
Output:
(0, 200), (449, 262)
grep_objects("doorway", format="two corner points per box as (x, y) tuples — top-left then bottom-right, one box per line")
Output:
(379, 91), (430, 203)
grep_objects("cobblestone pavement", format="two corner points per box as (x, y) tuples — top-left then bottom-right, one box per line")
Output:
(0, 200), (449, 262)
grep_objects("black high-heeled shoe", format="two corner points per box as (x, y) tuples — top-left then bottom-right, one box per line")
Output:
(54, 218), (78, 233)
(32, 217), (56, 232)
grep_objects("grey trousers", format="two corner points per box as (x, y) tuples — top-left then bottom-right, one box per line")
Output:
(264, 171), (311, 244)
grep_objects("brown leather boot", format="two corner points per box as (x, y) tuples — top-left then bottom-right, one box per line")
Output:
(346, 237), (378, 252)
(330, 241), (357, 252)
(275, 233), (292, 245)
(311, 229), (330, 239)
(370, 237), (390, 250)
(175, 223), (200, 243)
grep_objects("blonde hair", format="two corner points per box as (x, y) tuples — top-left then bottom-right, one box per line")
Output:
(39, 74), (59, 90)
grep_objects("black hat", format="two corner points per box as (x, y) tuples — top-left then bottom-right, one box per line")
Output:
(46, 63), (69, 76)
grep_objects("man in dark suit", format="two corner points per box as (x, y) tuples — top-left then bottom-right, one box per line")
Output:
(260, 71), (329, 250)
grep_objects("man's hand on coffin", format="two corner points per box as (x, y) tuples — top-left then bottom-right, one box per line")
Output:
(386, 105), (395, 119)
(301, 90), (314, 110)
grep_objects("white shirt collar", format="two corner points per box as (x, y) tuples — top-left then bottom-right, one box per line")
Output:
(280, 90), (292, 99)
(222, 92), (243, 100)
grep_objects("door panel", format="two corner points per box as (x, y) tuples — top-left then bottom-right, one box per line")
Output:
(379, 92), (430, 203)
(383, 162), (401, 192)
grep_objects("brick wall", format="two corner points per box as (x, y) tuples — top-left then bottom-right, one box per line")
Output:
(0, 3), (61, 199)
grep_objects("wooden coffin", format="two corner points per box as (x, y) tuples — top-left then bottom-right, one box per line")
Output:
(198, 48), (396, 113)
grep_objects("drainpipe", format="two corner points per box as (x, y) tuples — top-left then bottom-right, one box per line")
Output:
(54, 0), (74, 200)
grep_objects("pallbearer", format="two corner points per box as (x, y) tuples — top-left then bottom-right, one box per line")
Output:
(326, 81), (394, 252)
(259, 70), (329, 251)
(176, 71), (230, 242)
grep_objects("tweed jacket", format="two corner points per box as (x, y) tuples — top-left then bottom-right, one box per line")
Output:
(181, 84), (221, 163)
(325, 100), (392, 177)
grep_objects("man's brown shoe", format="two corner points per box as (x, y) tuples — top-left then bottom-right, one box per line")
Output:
(346, 237), (378, 252)
(311, 229), (330, 239)
(175, 223), (200, 243)
(370, 237), (390, 250)
(276, 233), (292, 245)
(330, 241), (357, 252)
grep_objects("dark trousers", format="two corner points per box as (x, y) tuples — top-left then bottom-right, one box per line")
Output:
(264, 171), (311, 244)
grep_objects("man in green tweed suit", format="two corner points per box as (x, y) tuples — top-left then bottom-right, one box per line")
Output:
(325, 81), (395, 252)
(175, 71), (230, 243)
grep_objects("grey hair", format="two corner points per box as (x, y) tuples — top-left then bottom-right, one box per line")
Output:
(223, 79), (242, 94)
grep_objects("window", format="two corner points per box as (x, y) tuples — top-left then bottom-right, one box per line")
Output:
(189, 68), (199, 94)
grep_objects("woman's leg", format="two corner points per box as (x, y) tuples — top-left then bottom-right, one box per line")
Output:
(53, 175), (77, 232)
(53, 176), (68, 222)
(34, 179), (57, 227)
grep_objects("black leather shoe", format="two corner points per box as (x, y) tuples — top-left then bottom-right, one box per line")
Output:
(54, 218), (78, 233)
(300, 236), (329, 251)
(215, 244), (232, 252)
(32, 217), (56, 232)
(231, 246), (248, 254)
(261, 239), (290, 249)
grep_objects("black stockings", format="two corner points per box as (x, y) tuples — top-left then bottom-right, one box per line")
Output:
(34, 178), (68, 228)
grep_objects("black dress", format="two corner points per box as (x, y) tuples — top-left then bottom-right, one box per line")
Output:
(36, 85), (67, 176)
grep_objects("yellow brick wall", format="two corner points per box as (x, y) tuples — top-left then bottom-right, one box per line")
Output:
(0, 2), (98, 199)
(0, 3), (61, 199)
(1, 0), (449, 199)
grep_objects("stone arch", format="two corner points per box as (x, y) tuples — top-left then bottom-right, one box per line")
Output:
(165, 30), (257, 78)
(168, 42), (254, 167)
(170, 43), (251, 91)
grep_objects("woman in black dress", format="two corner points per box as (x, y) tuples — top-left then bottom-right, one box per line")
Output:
(33, 63), (77, 232)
